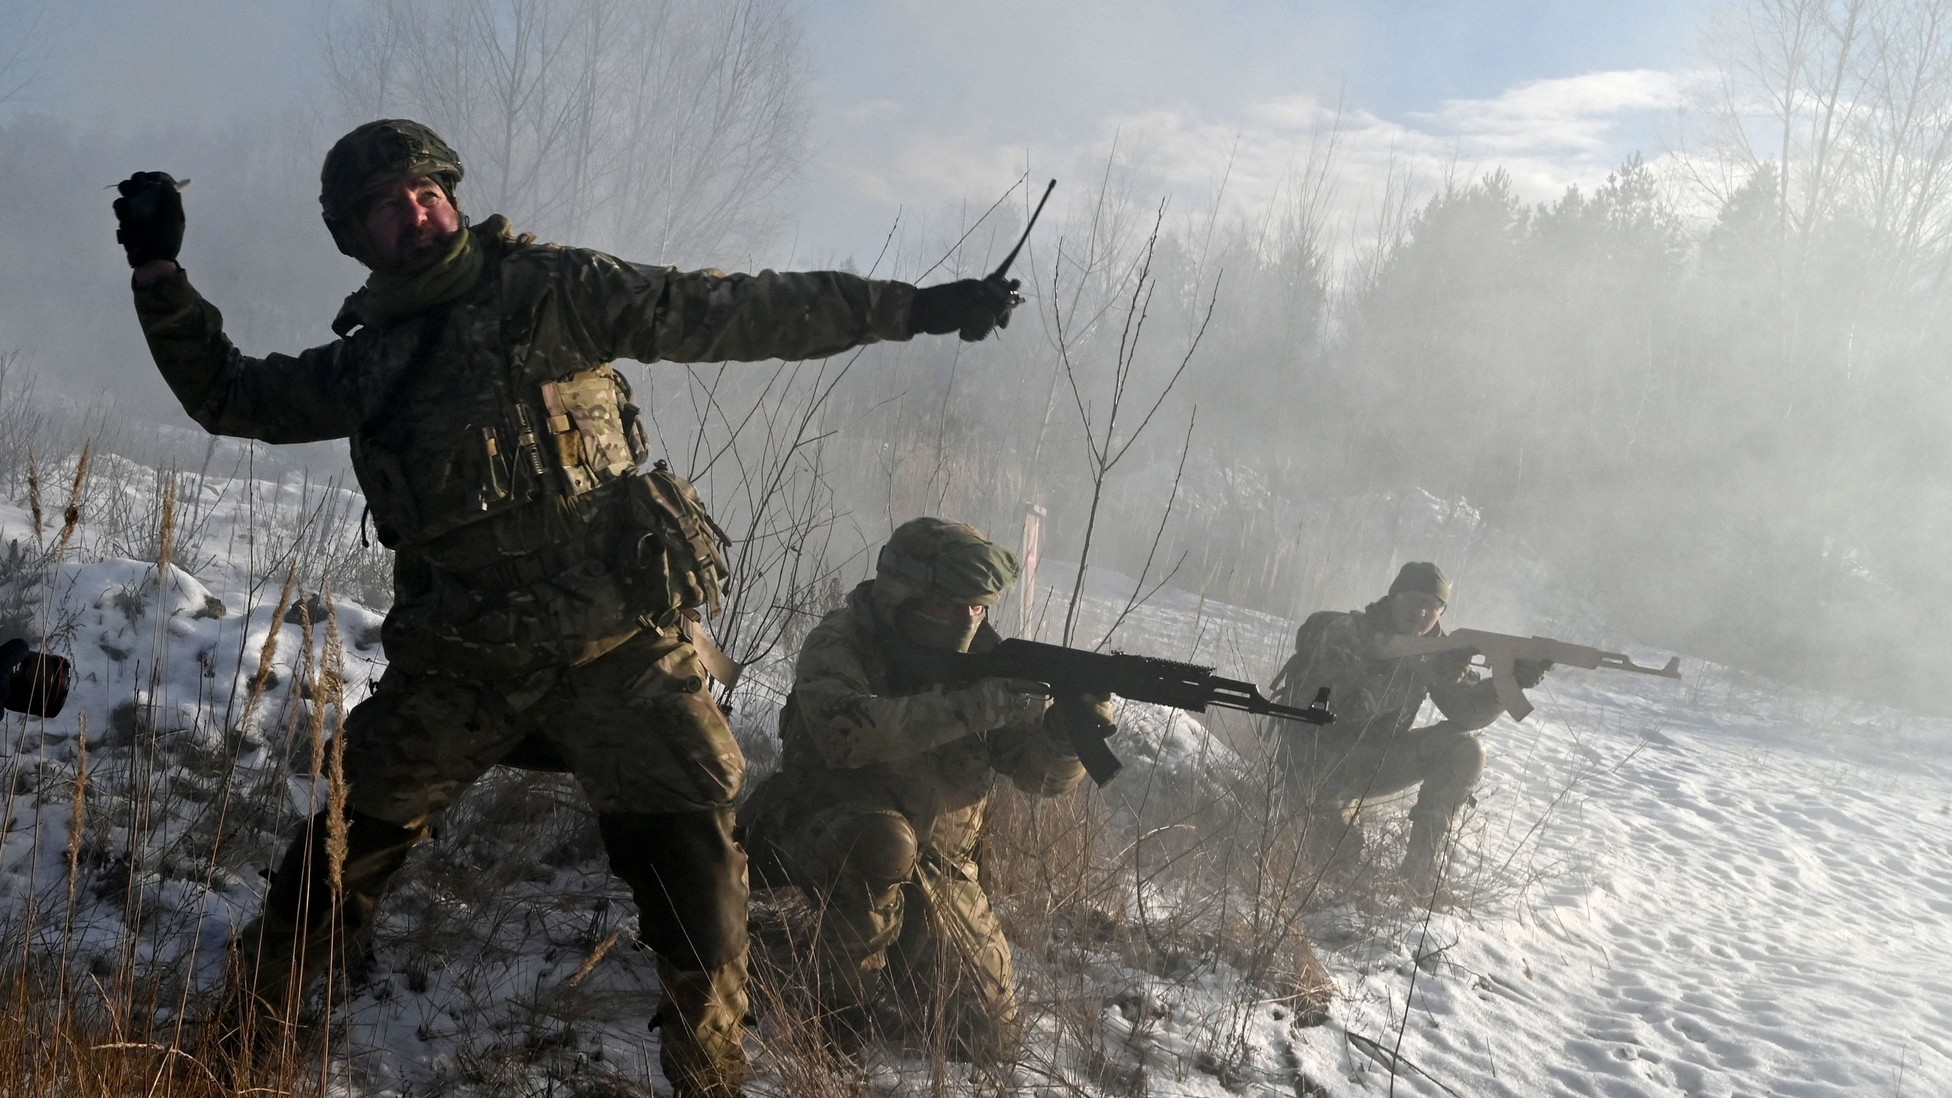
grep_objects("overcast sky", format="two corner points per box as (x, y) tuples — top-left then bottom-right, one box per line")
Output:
(10, 0), (1715, 265)
(785, 0), (1714, 264)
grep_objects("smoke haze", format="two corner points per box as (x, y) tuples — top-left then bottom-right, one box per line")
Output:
(1, 0), (1940, 717)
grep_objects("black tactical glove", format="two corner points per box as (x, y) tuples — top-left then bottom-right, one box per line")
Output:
(113, 171), (187, 268)
(1513, 658), (1552, 689)
(908, 275), (1021, 342)
(1044, 690), (1116, 748)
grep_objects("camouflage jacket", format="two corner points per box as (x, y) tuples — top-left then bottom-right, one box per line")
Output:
(132, 218), (917, 687)
(771, 582), (1086, 863)
(1270, 599), (1503, 745)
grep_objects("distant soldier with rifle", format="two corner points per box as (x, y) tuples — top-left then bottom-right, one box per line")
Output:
(1269, 562), (1539, 908)
(739, 517), (1108, 1061)
(1268, 562), (1679, 908)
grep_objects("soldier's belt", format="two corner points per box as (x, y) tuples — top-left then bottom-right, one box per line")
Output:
(450, 551), (559, 589)
(427, 521), (608, 589)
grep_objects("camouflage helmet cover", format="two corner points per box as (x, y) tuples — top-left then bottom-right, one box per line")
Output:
(1388, 561), (1452, 606)
(319, 119), (465, 257)
(874, 517), (1020, 608)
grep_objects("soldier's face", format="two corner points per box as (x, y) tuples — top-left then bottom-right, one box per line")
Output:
(1389, 593), (1445, 636)
(360, 175), (462, 272)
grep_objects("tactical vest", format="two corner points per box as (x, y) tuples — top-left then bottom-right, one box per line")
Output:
(348, 234), (727, 622)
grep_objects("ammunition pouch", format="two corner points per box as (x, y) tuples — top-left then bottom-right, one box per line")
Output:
(619, 461), (732, 627)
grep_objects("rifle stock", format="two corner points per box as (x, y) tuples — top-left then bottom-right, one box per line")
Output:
(1372, 628), (1682, 720)
(892, 638), (1332, 785)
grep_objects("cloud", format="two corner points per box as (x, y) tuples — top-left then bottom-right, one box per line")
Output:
(800, 66), (1702, 259)
(1077, 70), (1693, 214)
(1422, 69), (1691, 156)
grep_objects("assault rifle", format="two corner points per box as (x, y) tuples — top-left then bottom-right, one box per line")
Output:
(1371, 629), (1682, 721)
(893, 638), (1333, 786)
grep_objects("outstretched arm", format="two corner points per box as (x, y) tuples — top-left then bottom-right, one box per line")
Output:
(565, 248), (1015, 365)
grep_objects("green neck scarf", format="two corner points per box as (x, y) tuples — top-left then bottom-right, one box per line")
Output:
(332, 218), (494, 336)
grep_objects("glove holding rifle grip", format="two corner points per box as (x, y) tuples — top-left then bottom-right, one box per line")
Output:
(113, 171), (187, 269)
(1045, 690), (1116, 751)
(908, 275), (1021, 342)
(1045, 689), (1121, 785)
(1513, 658), (1553, 689)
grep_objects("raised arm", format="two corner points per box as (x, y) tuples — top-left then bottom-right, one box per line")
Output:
(132, 270), (362, 444)
(117, 171), (360, 444)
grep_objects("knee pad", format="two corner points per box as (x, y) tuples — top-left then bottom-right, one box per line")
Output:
(1446, 733), (1488, 785)
(838, 812), (919, 891)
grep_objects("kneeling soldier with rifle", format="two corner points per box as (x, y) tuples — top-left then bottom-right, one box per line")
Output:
(741, 517), (1107, 1061)
(1268, 562), (1541, 908)
(742, 517), (1331, 1058)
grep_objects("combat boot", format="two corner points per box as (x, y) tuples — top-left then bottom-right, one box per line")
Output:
(656, 959), (750, 1098)
(597, 810), (751, 1096)
(1398, 813), (1459, 911)
(816, 1001), (875, 1059)
(208, 811), (423, 1069)
(206, 908), (310, 1075)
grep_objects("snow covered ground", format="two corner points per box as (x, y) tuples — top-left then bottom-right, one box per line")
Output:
(1, 468), (1947, 1096)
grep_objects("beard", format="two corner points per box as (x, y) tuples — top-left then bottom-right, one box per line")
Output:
(388, 225), (460, 273)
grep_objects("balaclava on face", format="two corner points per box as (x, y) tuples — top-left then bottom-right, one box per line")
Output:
(890, 580), (987, 651)
(871, 518), (1020, 652)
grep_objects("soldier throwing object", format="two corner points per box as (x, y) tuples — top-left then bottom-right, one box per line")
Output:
(114, 120), (1019, 1098)
(739, 518), (1112, 1062)
(1267, 562), (1548, 908)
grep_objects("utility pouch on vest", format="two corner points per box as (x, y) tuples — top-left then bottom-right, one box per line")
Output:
(621, 460), (732, 623)
(539, 369), (645, 497)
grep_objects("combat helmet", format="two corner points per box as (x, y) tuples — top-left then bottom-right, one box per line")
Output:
(1388, 561), (1451, 606)
(319, 119), (465, 259)
(875, 518), (1020, 607)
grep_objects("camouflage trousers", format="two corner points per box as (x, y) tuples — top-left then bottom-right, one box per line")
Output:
(231, 626), (750, 1098)
(768, 803), (1019, 1063)
(1275, 720), (1486, 887)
